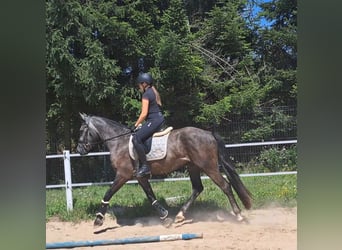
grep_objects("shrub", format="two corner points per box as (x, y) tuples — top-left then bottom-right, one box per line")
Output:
(257, 145), (297, 172)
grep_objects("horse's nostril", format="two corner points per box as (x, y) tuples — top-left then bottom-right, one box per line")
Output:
(76, 145), (85, 155)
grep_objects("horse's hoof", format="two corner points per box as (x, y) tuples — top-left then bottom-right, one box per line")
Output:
(94, 217), (104, 227)
(174, 219), (193, 228)
(162, 217), (173, 228)
(230, 211), (246, 222)
(236, 213), (244, 221)
(230, 211), (249, 224)
(238, 216), (250, 224)
(174, 212), (185, 223)
(216, 211), (226, 222)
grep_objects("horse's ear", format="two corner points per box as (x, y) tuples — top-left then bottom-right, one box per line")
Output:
(79, 112), (87, 121)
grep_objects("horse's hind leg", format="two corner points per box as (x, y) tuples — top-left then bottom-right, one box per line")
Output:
(175, 166), (203, 223)
(94, 174), (128, 227)
(205, 170), (244, 221)
(137, 177), (169, 221)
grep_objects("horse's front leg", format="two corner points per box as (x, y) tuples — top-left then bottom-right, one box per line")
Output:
(137, 177), (171, 226)
(94, 174), (128, 227)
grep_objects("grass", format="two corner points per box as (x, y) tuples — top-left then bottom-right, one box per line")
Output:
(46, 174), (296, 222)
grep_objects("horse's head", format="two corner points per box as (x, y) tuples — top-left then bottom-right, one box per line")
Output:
(76, 113), (101, 155)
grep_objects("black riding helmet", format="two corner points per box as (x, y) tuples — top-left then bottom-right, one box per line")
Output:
(136, 72), (153, 85)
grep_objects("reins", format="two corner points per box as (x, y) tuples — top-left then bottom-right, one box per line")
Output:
(79, 128), (132, 146)
(102, 130), (132, 143)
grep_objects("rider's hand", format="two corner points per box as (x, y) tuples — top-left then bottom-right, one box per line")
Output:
(130, 125), (137, 132)
(130, 123), (142, 132)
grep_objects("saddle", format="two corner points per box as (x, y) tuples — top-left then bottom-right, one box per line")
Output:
(129, 126), (173, 161)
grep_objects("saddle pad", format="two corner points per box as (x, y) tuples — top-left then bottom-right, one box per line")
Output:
(129, 133), (170, 161)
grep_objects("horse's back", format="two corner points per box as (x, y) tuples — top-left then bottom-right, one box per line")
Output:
(173, 126), (212, 136)
(170, 126), (216, 147)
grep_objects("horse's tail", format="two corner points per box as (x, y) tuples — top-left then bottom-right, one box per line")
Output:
(212, 131), (253, 209)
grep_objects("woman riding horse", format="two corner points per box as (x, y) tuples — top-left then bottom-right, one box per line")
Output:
(131, 72), (165, 177)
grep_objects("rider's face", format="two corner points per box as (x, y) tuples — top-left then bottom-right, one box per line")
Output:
(138, 82), (146, 93)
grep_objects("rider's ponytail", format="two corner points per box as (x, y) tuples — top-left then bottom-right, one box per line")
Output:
(151, 86), (162, 107)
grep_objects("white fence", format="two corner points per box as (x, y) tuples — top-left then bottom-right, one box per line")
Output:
(46, 140), (297, 211)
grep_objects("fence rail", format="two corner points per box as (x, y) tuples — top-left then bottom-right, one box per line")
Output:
(46, 140), (297, 211)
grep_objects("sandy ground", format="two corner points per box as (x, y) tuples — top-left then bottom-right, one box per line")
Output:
(46, 206), (297, 250)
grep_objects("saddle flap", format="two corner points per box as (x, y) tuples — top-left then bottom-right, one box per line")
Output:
(129, 130), (172, 161)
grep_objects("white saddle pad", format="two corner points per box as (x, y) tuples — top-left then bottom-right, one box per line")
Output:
(129, 129), (172, 161)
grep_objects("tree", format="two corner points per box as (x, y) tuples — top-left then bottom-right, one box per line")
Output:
(154, 0), (205, 127)
(46, 0), (297, 152)
(255, 0), (297, 106)
(192, 0), (297, 142)
(193, 0), (263, 126)
(46, 0), (124, 152)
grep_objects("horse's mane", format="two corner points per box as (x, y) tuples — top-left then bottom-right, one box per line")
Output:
(91, 115), (129, 131)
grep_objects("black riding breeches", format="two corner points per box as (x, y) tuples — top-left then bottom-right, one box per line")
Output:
(132, 117), (164, 164)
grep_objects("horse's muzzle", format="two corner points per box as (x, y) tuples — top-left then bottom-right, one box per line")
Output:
(77, 143), (90, 155)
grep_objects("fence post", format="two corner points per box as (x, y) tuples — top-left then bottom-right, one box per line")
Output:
(63, 150), (73, 211)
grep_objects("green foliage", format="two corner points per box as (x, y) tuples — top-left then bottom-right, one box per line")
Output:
(243, 174), (297, 207)
(195, 96), (232, 124)
(46, 0), (297, 153)
(201, 0), (251, 58)
(160, 0), (189, 38)
(256, 145), (297, 172)
(242, 106), (296, 141)
(254, 0), (297, 107)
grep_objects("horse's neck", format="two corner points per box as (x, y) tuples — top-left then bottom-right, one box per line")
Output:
(98, 121), (130, 154)
(92, 117), (127, 140)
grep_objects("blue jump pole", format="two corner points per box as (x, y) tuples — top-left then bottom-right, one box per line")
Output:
(46, 233), (203, 249)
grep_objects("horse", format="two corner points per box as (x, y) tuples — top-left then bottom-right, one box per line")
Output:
(76, 113), (252, 227)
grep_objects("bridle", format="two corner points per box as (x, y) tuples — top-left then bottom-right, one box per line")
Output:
(78, 123), (132, 147)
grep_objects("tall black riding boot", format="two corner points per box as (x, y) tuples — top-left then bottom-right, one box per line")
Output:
(136, 163), (151, 178)
(132, 135), (151, 177)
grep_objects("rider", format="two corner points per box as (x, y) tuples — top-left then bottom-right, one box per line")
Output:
(132, 72), (165, 177)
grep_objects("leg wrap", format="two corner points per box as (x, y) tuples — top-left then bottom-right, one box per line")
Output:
(152, 200), (168, 220)
(95, 212), (104, 219)
(101, 200), (110, 205)
(96, 200), (109, 218)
